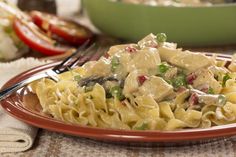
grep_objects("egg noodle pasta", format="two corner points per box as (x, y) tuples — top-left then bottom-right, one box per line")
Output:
(30, 33), (236, 131)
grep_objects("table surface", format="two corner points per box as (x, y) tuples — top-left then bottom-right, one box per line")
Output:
(1, 129), (236, 157)
(2, 0), (236, 156)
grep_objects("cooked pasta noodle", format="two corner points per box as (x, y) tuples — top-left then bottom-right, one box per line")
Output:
(31, 34), (236, 131)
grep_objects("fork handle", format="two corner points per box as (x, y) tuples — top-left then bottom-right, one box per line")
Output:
(0, 73), (48, 101)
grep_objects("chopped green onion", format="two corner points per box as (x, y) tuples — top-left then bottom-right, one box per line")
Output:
(74, 75), (81, 82)
(222, 73), (231, 87)
(156, 33), (167, 43)
(110, 86), (125, 101)
(171, 73), (187, 88)
(134, 123), (149, 130)
(218, 95), (227, 106)
(208, 87), (214, 94)
(158, 63), (169, 74)
(111, 56), (120, 72)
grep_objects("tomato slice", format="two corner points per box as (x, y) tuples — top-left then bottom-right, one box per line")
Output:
(13, 18), (71, 56)
(30, 11), (93, 46)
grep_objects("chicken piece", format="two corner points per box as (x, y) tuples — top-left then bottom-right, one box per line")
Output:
(158, 46), (213, 73)
(123, 70), (147, 97)
(138, 76), (174, 102)
(138, 33), (177, 49)
(138, 33), (158, 48)
(112, 46), (161, 76)
(82, 57), (111, 77)
(107, 44), (137, 57)
(111, 51), (132, 78)
(130, 47), (161, 71)
(193, 69), (222, 94)
(162, 42), (177, 49)
(106, 44), (126, 57)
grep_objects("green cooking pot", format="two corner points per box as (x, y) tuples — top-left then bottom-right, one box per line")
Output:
(83, 0), (236, 46)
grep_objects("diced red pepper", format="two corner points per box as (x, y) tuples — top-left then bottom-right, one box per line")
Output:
(186, 73), (197, 85)
(125, 46), (137, 53)
(104, 52), (109, 59)
(198, 84), (209, 93)
(189, 93), (199, 105)
(143, 40), (158, 48)
(138, 75), (148, 85)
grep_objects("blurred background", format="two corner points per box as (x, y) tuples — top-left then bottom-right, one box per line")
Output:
(1, 0), (236, 62)
(6, 0), (81, 16)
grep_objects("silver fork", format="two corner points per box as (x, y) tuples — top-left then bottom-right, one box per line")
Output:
(0, 42), (104, 101)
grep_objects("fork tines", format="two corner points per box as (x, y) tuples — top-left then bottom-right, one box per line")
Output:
(68, 43), (97, 69)
(52, 40), (90, 73)
(53, 41), (104, 74)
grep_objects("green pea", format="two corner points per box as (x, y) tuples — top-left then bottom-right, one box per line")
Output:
(110, 86), (125, 101)
(134, 123), (149, 130)
(158, 63), (169, 74)
(156, 33), (167, 43)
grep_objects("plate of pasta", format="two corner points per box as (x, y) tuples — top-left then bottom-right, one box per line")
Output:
(1, 33), (236, 145)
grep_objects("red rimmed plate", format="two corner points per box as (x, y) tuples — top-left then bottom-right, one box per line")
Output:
(0, 53), (235, 146)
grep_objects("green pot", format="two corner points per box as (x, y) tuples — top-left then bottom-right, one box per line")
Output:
(83, 0), (236, 46)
